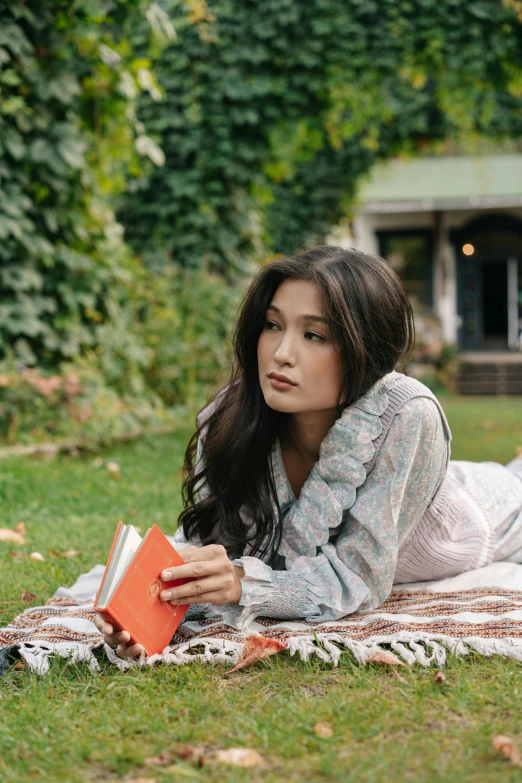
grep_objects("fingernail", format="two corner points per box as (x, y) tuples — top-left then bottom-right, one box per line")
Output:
(162, 570), (172, 580)
(161, 590), (171, 600)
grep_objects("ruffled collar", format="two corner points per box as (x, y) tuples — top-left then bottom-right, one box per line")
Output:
(269, 370), (404, 564)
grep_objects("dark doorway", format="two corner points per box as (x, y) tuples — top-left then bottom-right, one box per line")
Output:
(453, 215), (522, 351)
(482, 262), (507, 349)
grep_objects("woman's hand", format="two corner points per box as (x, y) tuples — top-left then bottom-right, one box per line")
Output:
(160, 544), (245, 606)
(93, 612), (144, 661)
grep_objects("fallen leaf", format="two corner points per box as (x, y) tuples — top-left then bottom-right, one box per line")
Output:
(123, 778), (156, 783)
(9, 551), (24, 559)
(106, 461), (121, 480)
(14, 521), (26, 536)
(91, 457), (104, 468)
(29, 552), (45, 562)
(0, 527), (25, 545)
(434, 670), (446, 683)
(314, 722), (333, 738)
(482, 418), (494, 430)
(12, 660), (28, 670)
(492, 734), (522, 767)
(145, 751), (172, 767)
(224, 634), (288, 675)
(145, 743), (206, 769)
(366, 650), (406, 667)
(49, 548), (83, 558)
(20, 591), (36, 603)
(214, 748), (268, 768)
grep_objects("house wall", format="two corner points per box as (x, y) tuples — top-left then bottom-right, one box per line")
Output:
(328, 207), (522, 346)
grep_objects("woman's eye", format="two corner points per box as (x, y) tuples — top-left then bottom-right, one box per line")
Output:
(264, 322), (324, 342)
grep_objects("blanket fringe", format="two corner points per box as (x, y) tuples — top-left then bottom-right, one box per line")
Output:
(9, 630), (522, 675)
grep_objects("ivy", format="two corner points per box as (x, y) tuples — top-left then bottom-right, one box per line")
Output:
(118, 0), (522, 271)
(0, 0), (168, 365)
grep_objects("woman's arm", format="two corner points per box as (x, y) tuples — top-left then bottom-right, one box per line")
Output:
(218, 396), (449, 629)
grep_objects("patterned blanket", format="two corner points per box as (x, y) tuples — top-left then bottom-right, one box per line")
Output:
(3, 561), (522, 675)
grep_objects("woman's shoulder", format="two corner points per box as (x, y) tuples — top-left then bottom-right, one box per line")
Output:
(393, 395), (446, 435)
(377, 371), (451, 442)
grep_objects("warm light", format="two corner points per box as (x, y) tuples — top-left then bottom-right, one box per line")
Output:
(462, 243), (475, 256)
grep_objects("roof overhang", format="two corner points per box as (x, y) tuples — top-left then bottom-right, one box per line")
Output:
(357, 155), (522, 215)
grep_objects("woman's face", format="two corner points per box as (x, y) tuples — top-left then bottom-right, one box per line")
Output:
(257, 279), (343, 414)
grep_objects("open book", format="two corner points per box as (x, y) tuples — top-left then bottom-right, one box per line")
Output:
(94, 521), (193, 656)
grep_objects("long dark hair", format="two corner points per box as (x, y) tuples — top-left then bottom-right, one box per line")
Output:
(178, 245), (415, 563)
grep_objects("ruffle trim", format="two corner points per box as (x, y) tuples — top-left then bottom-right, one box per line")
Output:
(220, 555), (324, 629)
(272, 371), (404, 563)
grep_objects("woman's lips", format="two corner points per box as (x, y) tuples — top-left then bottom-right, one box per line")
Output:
(269, 377), (295, 390)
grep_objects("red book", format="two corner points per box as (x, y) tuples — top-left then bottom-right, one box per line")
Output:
(94, 521), (194, 656)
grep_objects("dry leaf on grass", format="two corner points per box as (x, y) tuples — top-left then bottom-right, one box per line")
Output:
(314, 722), (333, 738)
(366, 650), (406, 667)
(224, 633), (288, 675)
(0, 527), (25, 545)
(434, 670), (446, 683)
(49, 548), (83, 558)
(29, 552), (45, 561)
(91, 456), (104, 468)
(145, 743), (206, 768)
(106, 461), (121, 480)
(15, 521), (26, 536)
(124, 778), (156, 783)
(492, 734), (522, 767)
(9, 551), (24, 559)
(12, 660), (28, 670)
(20, 591), (36, 603)
(214, 748), (268, 768)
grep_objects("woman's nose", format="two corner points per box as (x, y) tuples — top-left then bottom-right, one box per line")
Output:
(273, 332), (296, 364)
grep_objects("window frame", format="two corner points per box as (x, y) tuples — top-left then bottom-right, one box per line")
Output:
(376, 228), (434, 310)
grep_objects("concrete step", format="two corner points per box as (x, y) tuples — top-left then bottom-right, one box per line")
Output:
(457, 362), (522, 394)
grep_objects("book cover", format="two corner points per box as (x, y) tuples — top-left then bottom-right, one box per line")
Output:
(94, 523), (194, 656)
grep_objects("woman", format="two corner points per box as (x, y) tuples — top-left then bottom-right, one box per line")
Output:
(95, 245), (522, 660)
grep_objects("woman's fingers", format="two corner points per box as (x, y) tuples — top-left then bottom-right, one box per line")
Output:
(116, 641), (144, 660)
(93, 612), (113, 635)
(162, 575), (229, 602)
(161, 545), (227, 582)
(170, 590), (225, 606)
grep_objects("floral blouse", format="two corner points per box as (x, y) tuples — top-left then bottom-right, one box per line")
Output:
(173, 371), (452, 628)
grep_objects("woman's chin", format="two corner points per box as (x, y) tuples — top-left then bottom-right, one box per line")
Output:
(262, 390), (299, 413)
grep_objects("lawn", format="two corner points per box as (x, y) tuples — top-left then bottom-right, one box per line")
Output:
(2, 396), (522, 782)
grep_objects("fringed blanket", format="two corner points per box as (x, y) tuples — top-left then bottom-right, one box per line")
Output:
(3, 561), (522, 676)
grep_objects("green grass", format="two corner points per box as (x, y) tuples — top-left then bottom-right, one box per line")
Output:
(2, 397), (522, 782)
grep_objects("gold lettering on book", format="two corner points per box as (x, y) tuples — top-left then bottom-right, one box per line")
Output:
(148, 578), (161, 601)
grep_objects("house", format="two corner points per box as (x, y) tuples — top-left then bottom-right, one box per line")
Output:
(330, 154), (522, 393)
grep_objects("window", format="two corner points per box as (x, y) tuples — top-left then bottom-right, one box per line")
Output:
(377, 231), (433, 310)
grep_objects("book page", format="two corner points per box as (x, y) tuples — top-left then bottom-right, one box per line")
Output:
(97, 525), (143, 608)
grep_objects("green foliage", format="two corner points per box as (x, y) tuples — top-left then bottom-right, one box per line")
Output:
(0, 0), (167, 366)
(0, 259), (243, 444)
(0, 360), (177, 445)
(118, 0), (522, 270)
(135, 261), (244, 408)
(2, 0), (522, 444)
